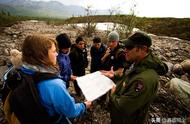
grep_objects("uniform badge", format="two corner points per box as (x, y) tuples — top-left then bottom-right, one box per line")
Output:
(135, 80), (144, 92)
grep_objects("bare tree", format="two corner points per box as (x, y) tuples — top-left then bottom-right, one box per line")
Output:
(116, 1), (137, 39)
(83, 5), (97, 37)
(107, 0), (137, 39)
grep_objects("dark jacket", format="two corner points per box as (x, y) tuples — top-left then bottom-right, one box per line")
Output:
(102, 44), (125, 71)
(90, 44), (106, 73)
(110, 52), (168, 124)
(69, 45), (88, 76)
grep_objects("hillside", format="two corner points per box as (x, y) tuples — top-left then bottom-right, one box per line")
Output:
(65, 15), (190, 41)
(137, 17), (190, 41)
(0, 0), (109, 18)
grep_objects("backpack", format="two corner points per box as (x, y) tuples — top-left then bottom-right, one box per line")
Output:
(1, 66), (22, 104)
(1, 67), (59, 124)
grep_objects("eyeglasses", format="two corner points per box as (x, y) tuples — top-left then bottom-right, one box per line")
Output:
(125, 46), (135, 50)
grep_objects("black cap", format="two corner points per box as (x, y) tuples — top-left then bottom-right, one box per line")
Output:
(124, 32), (152, 48)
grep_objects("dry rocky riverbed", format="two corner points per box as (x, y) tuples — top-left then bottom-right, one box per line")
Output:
(0, 20), (190, 124)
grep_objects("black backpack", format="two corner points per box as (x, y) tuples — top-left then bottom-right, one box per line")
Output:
(1, 67), (60, 124)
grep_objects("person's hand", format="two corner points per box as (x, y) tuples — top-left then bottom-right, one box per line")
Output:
(105, 47), (111, 56)
(100, 66), (114, 78)
(101, 47), (111, 63)
(70, 75), (77, 81)
(114, 68), (124, 77)
(111, 85), (116, 94)
(84, 101), (92, 109)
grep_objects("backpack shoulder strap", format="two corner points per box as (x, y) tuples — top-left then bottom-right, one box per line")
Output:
(32, 72), (59, 84)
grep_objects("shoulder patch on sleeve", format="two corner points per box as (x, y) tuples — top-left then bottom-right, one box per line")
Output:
(134, 80), (144, 92)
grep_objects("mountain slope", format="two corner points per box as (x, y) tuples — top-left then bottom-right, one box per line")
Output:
(0, 0), (85, 18)
(0, 0), (90, 18)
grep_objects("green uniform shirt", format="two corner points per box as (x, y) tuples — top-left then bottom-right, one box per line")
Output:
(110, 52), (168, 124)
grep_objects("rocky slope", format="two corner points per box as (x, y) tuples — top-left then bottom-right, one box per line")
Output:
(0, 20), (190, 124)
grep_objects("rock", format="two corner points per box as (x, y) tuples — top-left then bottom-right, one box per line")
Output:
(164, 61), (173, 76)
(165, 52), (177, 57)
(167, 78), (190, 107)
(4, 49), (9, 56)
(180, 74), (189, 82)
(173, 63), (183, 74)
(0, 60), (6, 66)
(181, 59), (190, 74)
(13, 34), (17, 38)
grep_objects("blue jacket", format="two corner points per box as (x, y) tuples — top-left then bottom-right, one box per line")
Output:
(57, 53), (72, 83)
(20, 67), (86, 124)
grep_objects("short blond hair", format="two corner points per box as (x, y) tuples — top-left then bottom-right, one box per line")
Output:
(10, 49), (22, 68)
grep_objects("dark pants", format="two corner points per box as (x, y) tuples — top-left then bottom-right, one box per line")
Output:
(73, 80), (81, 96)
(65, 81), (70, 89)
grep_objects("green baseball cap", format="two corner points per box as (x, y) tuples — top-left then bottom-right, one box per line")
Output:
(124, 32), (152, 48)
(108, 31), (119, 42)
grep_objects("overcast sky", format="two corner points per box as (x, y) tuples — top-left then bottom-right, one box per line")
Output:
(33, 0), (190, 18)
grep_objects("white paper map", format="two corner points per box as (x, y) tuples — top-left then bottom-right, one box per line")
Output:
(76, 71), (115, 101)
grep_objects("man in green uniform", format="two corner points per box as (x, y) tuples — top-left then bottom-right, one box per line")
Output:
(102, 32), (168, 124)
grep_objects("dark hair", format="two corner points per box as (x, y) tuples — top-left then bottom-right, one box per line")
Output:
(56, 33), (71, 49)
(75, 36), (83, 44)
(93, 36), (101, 43)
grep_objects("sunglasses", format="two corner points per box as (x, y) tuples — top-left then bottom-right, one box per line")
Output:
(125, 45), (135, 50)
